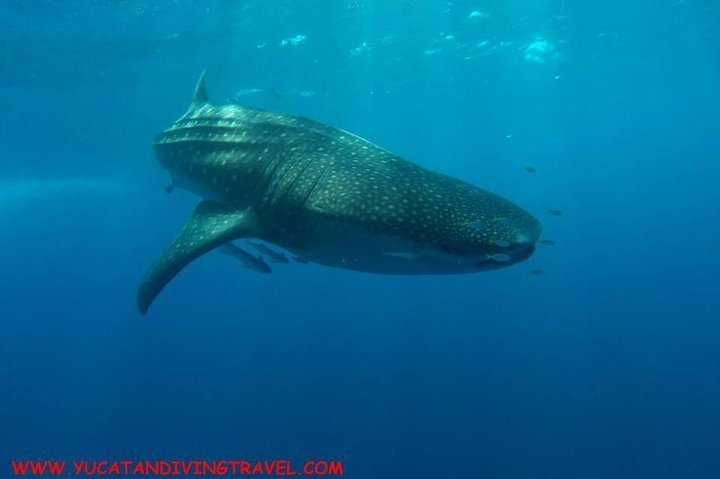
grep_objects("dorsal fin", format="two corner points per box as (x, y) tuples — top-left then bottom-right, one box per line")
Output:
(192, 69), (208, 105)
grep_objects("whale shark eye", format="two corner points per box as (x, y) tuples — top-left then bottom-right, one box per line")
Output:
(493, 239), (511, 248)
(515, 234), (531, 244)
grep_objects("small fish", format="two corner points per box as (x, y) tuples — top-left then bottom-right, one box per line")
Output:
(485, 253), (512, 263)
(546, 208), (563, 216)
(539, 239), (555, 246)
(527, 269), (545, 276)
(219, 243), (272, 274)
(164, 184), (174, 194)
(234, 87), (264, 98)
(523, 165), (536, 173)
(248, 241), (290, 264)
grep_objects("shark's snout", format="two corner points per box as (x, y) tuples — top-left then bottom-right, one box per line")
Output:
(516, 214), (543, 246)
(474, 210), (541, 269)
(510, 213), (542, 259)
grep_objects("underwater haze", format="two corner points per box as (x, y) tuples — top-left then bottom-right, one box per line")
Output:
(2, 0), (720, 477)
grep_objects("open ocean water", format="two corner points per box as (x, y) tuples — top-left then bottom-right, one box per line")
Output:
(1, 1), (719, 478)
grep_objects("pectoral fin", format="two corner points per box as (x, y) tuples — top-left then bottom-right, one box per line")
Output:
(137, 201), (259, 315)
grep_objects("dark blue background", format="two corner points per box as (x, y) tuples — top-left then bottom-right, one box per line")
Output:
(1, 1), (719, 477)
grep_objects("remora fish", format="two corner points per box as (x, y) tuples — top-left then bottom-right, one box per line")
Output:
(137, 72), (542, 314)
(247, 241), (291, 263)
(218, 243), (271, 273)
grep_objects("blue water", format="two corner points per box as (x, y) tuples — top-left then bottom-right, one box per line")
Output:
(2, 1), (719, 477)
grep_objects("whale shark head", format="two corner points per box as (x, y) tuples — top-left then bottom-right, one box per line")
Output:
(464, 202), (542, 269)
(469, 212), (541, 270)
(432, 195), (542, 272)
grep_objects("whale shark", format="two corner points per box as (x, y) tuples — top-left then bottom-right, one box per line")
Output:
(137, 72), (542, 314)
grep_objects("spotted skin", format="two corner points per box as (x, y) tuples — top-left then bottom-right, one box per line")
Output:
(138, 72), (542, 314)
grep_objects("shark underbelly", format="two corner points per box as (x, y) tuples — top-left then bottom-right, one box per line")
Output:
(282, 227), (480, 275)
